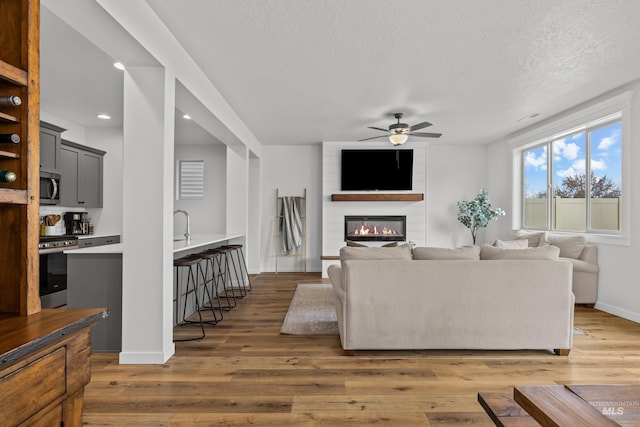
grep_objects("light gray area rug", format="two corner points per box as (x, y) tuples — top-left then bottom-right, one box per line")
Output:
(280, 284), (339, 335)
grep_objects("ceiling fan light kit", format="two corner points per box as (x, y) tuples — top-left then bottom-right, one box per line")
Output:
(359, 112), (442, 145)
(389, 134), (408, 145)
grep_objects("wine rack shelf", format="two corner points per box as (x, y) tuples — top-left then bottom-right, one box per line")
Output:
(0, 111), (19, 123)
(0, 59), (28, 86)
(0, 149), (19, 159)
(0, 188), (28, 204)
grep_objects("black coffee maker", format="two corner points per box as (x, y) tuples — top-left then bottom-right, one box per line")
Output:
(64, 212), (86, 235)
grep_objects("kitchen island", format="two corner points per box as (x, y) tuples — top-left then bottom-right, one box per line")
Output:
(65, 234), (245, 352)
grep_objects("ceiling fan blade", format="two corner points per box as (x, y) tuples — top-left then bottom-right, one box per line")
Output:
(408, 121), (432, 132)
(409, 132), (442, 138)
(367, 126), (390, 133)
(358, 135), (388, 141)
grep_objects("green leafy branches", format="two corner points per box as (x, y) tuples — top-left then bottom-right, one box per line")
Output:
(457, 189), (506, 244)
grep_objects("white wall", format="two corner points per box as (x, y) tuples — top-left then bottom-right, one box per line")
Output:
(426, 144), (491, 247)
(260, 145), (322, 273)
(173, 144), (226, 235)
(319, 142), (490, 276)
(485, 81), (640, 323)
(322, 142), (427, 275)
(85, 127), (123, 236)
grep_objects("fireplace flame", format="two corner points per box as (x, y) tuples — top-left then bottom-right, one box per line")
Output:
(353, 224), (399, 236)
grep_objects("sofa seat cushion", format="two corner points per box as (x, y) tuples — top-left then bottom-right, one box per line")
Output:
(560, 257), (599, 274)
(412, 245), (480, 260)
(480, 244), (560, 260)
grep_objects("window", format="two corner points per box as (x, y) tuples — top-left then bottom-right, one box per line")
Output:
(522, 118), (621, 232)
(511, 91), (631, 244)
(177, 160), (204, 199)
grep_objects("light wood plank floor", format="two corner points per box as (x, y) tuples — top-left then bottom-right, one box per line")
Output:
(84, 273), (640, 426)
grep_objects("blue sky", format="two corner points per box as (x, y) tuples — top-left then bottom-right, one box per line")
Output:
(524, 121), (622, 198)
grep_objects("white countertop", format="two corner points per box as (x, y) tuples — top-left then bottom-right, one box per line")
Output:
(66, 242), (124, 254)
(173, 233), (245, 253)
(65, 234), (245, 255)
(77, 234), (119, 239)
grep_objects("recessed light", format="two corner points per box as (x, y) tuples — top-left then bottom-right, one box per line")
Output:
(97, 114), (111, 120)
(183, 114), (191, 120)
(113, 62), (125, 70)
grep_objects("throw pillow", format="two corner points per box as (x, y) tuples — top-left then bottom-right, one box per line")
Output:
(480, 244), (560, 260)
(412, 245), (480, 260)
(546, 233), (586, 259)
(339, 244), (413, 262)
(494, 239), (528, 249)
(346, 240), (398, 248)
(515, 229), (546, 247)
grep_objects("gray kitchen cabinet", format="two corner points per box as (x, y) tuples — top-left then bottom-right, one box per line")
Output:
(60, 140), (105, 207)
(67, 253), (122, 352)
(39, 121), (65, 172)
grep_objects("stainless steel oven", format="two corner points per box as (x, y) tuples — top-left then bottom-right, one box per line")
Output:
(39, 235), (79, 308)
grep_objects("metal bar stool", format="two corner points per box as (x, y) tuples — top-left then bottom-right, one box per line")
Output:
(173, 255), (206, 342)
(216, 246), (246, 299)
(183, 253), (222, 326)
(225, 244), (252, 292)
(206, 248), (236, 310)
(196, 250), (227, 318)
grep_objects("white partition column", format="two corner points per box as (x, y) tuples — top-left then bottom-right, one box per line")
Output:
(120, 66), (176, 364)
(227, 145), (248, 235)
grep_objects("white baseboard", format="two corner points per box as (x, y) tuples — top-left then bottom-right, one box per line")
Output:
(119, 345), (175, 364)
(594, 301), (640, 324)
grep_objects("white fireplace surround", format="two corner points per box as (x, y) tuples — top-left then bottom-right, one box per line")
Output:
(322, 141), (427, 276)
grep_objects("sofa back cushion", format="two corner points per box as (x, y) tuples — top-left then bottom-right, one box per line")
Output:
(480, 244), (560, 260)
(412, 245), (480, 260)
(340, 244), (413, 263)
(494, 239), (529, 249)
(546, 234), (587, 259)
(515, 229), (546, 247)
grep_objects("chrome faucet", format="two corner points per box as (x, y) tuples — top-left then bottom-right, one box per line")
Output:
(174, 209), (191, 240)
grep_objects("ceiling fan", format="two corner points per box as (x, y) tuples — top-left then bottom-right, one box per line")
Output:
(359, 113), (442, 145)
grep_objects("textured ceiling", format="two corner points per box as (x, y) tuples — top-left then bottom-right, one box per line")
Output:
(41, 0), (640, 146)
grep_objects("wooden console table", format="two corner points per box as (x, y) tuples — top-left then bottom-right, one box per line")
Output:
(479, 384), (640, 426)
(0, 307), (107, 426)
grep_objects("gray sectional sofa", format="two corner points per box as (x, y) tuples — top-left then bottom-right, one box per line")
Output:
(327, 244), (575, 355)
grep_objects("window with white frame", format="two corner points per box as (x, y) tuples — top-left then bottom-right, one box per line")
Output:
(177, 160), (204, 200)
(511, 91), (631, 243)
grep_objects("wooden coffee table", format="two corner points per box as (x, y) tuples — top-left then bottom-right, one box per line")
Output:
(478, 384), (640, 426)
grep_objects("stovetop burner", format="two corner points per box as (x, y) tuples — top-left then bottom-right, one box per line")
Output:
(39, 234), (78, 243)
(39, 235), (79, 251)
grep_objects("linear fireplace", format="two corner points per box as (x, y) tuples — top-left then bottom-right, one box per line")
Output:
(344, 216), (406, 242)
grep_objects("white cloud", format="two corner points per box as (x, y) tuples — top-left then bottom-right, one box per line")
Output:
(591, 158), (607, 171)
(556, 167), (577, 178)
(597, 128), (620, 151)
(553, 138), (580, 160)
(524, 149), (546, 169)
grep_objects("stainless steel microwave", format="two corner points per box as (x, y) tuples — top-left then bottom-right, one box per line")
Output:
(40, 171), (61, 205)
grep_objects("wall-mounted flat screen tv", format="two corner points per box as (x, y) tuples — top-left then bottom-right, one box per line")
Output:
(341, 149), (413, 191)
